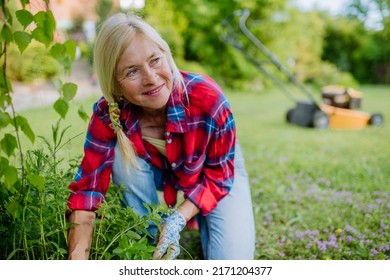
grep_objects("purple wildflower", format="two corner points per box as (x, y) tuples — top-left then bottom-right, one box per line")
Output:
(370, 248), (379, 257)
(380, 221), (388, 229)
(345, 225), (358, 234)
(379, 245), (390, 252)
(316, 241), (327, 252)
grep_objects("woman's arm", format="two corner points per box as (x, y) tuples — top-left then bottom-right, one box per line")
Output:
(67, 210), (96, 260)
(177, 199), (200, 221)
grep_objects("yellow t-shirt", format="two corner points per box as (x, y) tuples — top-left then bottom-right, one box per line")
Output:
(142, 136), (167, 157)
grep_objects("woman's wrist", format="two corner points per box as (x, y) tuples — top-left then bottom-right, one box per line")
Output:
(177, 199), (200, 221)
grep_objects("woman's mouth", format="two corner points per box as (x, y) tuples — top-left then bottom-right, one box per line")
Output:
(143, 84), (164, 96)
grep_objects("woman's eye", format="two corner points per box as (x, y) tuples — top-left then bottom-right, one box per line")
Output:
(151, 57), (161, 65)
(126, 68), (139, 77)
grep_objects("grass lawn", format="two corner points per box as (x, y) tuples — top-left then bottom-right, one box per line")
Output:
(229, 84), (390, 259)
(11, 84), (390, 259)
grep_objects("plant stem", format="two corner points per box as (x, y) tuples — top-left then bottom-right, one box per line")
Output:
(10, 102), (26, 190)
(0, 11), (26, 192)
(21, 185), (31, 260)
(39, 188), (48, 259)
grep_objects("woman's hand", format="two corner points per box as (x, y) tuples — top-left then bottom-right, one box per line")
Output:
(67, 210), (95, 260)
(153, 211), (186, 259)
(153, 199), (200, 260)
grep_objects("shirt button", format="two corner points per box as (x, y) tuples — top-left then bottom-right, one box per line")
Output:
(166, 138), (172, 144)
(171, 162), (177, 168)
(165, 131), (171, 136)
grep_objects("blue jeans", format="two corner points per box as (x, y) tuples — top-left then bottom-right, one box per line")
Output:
(112, 143), (255, 260)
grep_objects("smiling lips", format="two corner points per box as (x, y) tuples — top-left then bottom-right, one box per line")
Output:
(143, 84), (164, 96)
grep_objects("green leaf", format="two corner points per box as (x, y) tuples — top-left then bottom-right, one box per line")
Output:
(49, 43), (66, 59)
(4, 7), (13, 26)
(0, 93), (12, 109)
(62, 55), (73, 74)
(63, 82), (77, 102)
(4, 165), (18, 188)
(45, 10), (56, 37)
(32, 26), (50, 46)
(15, 9), (34, 28)
(28, 174), (45, 192)
(53, 98), (69, 119)
(5, 200), (22, 220)
(78, 105), (89, 122)
(0, 111), (11, 129)
(32, 11), (55, 46)
(20, 0), (30, 8)
(33, 11), (46, 28)
(17, 0), (31, 8)
(58, 248), (68, 255)
(15, 115), (35, 143)
(13, 31), (32, 53)
(52, 78), (63, 92)
(113, 247), (125, 254)
(1, 26), (13, 44)
(0, 68), (13, 95)
(0, 133), (17, 157)
(64, 40), (77, 61)
(22, 122), (35, 143)
(0, 156), (9, 178)
(126, 230), (141, 240)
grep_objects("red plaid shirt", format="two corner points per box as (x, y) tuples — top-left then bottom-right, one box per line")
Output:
(68, 71), (236, 215)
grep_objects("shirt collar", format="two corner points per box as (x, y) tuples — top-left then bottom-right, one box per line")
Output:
(166, 86), (189, 133)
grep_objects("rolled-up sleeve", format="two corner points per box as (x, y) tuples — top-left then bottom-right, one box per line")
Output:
(67, 101), (117, 212)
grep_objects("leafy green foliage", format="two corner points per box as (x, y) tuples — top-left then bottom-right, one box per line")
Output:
(0, 1), (100, 260)
(6, 42), (61, 82)
(0, 133), (17, 156)
(0, 122), (76, 259)
(15, 9), (34, 29)
(0, 1), (79, 192)
(1, 0), (389, 261)
(12, 31), (32, 53)
(91, 189), (162, 260)
(0, 120), (162, 260)
(32, 10), (56, 46)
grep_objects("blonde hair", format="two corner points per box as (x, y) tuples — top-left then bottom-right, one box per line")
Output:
(93, 13), (185, 166)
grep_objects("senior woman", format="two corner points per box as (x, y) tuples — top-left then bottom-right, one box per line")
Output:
(67, 12), (255, 260)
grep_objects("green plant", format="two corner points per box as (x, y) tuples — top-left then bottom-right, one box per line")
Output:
(91, 188), (162, 260)
(5, 41), (61, 82)
(0, 120), (77, 259)
(305, 60), (359, 88)
(0, 1), (73, 259)
(0, 0), (80, 197)
(1, 119), (164, 260)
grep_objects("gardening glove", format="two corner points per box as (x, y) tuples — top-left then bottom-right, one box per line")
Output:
(153, 211), (187, 260)
(67, 210), (95, 260)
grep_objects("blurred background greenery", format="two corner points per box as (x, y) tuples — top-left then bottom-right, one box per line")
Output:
(6, 0), (390, 90)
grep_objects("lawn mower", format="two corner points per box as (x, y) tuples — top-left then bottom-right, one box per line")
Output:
(222, 9), (384, 129)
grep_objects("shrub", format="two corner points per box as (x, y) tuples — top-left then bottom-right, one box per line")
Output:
(0, 121), (162, 260)
(305, 61), (359, 88)
(6, 42), (61, 83)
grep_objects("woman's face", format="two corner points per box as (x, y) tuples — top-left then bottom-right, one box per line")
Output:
(116, 32), (173, 113)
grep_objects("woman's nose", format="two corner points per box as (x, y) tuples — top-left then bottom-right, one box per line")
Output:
(142, 67), (157, 85)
